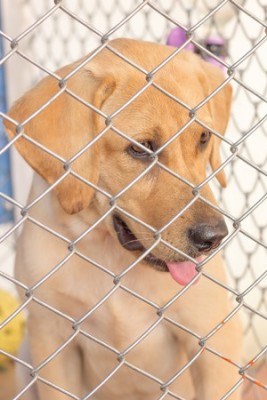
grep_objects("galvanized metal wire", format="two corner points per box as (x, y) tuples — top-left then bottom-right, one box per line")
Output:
(0, 0), (266, 399)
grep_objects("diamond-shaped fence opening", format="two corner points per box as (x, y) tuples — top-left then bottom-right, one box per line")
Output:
(0, 0), (266, 399)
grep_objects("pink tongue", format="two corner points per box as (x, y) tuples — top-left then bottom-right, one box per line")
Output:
(166, 257), (202, 286)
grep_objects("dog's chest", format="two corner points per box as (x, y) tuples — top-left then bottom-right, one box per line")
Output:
(78, 304), (180, 398)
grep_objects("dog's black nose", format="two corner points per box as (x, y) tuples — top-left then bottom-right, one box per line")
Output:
(188, 221), (228, 252)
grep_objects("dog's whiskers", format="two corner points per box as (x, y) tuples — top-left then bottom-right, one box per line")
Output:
(125, 236), (153, 245)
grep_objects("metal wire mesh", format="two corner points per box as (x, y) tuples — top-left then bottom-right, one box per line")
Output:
(0, 0), (266, 399)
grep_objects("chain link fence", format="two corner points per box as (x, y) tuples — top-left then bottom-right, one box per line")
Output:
(0, 0), (266, 399)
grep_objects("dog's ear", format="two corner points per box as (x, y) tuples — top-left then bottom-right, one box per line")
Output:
(4, 61), (116, 214)
(201, 62), (232, 188)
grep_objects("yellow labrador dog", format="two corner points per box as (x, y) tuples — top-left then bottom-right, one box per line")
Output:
(5, 39), (242, 399)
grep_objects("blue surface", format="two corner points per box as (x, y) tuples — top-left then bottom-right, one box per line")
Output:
(0, 11), (13, 223)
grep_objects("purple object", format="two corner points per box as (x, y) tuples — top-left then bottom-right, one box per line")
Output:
(167, 28), (227, 73)
(166, 27), (195, 51)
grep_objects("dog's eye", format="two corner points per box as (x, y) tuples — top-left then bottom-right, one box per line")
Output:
(199, 131), (211, 147)
(128, 141), (155, 159)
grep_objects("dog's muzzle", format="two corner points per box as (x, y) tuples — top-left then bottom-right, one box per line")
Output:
(112, 214), (228, 286)
(112, 214), (167, 270)
(112, 215), (145, 252)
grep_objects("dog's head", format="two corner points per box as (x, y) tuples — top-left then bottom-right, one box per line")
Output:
(4, 39), (232, 284)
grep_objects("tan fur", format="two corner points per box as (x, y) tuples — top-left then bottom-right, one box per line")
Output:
(5, 39), (242, 399)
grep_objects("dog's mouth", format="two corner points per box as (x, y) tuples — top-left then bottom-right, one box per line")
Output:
(112, 215), (202, 286)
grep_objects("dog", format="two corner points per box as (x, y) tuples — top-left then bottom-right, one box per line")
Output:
(5, 38), (243, 399)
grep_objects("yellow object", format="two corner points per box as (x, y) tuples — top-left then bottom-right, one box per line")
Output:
(0, 289), (25, 365)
